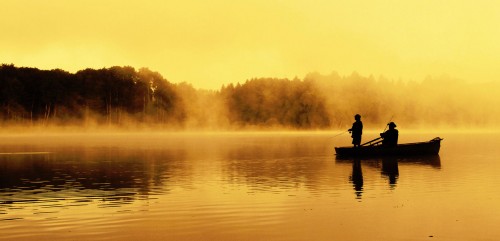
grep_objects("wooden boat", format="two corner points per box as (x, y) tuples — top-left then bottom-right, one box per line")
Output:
(335, 137), (443, 157)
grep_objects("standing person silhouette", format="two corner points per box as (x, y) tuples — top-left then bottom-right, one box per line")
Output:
(348, 114), (363, 147)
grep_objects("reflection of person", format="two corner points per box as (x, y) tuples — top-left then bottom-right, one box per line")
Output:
(351, 159), (363, 199)
(348, 114), (363, 147)
(380, 122), (398, 147)
(382, 157), (399, 186)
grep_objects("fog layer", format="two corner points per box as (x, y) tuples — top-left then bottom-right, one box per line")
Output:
(1, 64), (498, 130)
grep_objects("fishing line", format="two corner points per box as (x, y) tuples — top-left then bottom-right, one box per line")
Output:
(330, 130), (349, 139)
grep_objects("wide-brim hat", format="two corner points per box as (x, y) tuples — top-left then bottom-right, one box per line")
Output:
(388, 122), (396, 127)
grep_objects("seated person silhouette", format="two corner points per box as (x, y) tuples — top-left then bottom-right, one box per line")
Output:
(380, 122), (398, 147)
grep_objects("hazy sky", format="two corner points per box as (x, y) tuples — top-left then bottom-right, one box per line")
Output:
(2, 0), (499, 89)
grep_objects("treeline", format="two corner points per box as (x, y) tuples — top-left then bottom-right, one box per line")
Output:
(221, 72), (499, 129)
(0, 64), (184, 127)
(1, 64), (498, 129)
(221, 78), (330, 128)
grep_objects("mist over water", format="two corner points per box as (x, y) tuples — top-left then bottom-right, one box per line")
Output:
(1, 132), (500, 240)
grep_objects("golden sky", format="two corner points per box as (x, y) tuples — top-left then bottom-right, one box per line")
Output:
(2, 0), (499, 89)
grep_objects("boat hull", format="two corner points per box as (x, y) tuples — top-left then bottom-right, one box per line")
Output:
(335, 137), (442, 157)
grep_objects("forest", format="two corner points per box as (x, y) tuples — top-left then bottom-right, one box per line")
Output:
(1, 64), (498, 130)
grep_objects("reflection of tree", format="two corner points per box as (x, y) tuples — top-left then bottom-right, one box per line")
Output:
(0, 148), (189, 207)
(221, 142), (329, 192)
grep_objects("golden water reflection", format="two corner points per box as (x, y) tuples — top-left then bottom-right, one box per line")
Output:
(2, 133), (500, 241)
(337, 155), (441, 199)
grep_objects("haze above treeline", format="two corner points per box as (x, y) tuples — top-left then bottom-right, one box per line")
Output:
(1, 64), (498, 131)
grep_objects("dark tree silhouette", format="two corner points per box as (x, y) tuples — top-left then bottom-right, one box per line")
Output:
(0, 65), (182, 126)
(1, 64), (498, 129)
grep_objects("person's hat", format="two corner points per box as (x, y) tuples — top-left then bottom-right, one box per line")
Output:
(388, 122), (396, 127)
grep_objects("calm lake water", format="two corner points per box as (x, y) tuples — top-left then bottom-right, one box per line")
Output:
(1, 131), (500, 241)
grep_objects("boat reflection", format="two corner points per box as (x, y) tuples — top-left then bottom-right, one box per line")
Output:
(338, 155), (441, 198)
(397, 155), (441, 168)
(336, 155), (441, 168)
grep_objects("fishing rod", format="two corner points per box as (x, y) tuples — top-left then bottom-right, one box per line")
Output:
(382, 115), (394, 132)
(360, 115), (394, 146)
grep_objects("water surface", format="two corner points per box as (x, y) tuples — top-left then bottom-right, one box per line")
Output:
(1, 132), (499, 241)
